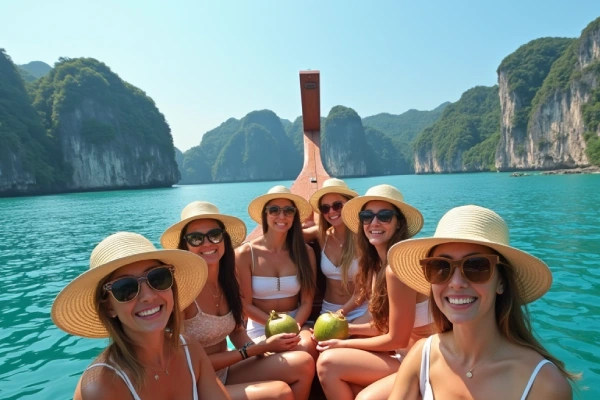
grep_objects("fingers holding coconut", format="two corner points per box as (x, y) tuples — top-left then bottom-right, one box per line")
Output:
(264, 332), (301, 352)
(316, 338), (344, 352)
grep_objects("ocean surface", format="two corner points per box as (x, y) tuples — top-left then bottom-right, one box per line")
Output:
(0, 173), (598, 399)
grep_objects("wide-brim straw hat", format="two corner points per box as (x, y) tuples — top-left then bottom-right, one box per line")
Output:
(51, 232), (208, 339)
(161, 201), (247, 249)
(309, 178), (359, 214)
(341, 184), (424, 237)
(388, 205), (552, 304)
(248, 185), (313, 224)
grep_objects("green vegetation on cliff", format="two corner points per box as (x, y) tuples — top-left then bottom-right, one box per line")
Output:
(414, 86), (500, 170)
(498, 37), (574, 128)
(31, 57), (174, 150)
(364, 127), (412, 175)
(0, 49), (58, 189)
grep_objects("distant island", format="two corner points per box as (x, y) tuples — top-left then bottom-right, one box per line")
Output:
(1, 16), (599, 196)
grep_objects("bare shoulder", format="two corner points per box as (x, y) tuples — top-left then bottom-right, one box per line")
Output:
(234, 241), (252, 263)
(76, 363), (130, 400)
(528, 361), (572, 400)
(401, 336), (429, 370)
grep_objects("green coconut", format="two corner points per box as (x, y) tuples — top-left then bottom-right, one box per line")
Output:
(264, 310), (300, 338)
(313, 310), (349, 341)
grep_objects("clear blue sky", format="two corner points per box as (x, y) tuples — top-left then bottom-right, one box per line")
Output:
(2, 0), (599, 151)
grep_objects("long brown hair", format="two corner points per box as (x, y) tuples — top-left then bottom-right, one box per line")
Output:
(178, 219), (244, 327)
(355, 203), (409, 333)
(94, 268), (183, 390)
(429, 250), (579, 383)
(262, 199), (315, 294)
(318, 194), (356, 293)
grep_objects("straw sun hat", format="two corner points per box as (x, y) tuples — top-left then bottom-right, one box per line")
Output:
(248, 185), (313, 224)
(341, 184), (424, 237)
(309, 178), (359, 214)
(161, 201), (247, 249)
(388, 205), (552, 304)
(51, 232), (208, 338)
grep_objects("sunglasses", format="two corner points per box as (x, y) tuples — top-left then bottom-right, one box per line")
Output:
(266, 205), (297, 217)
(420, 255), (501, 285)
(183, 228), (225, 247)
(103, 265), (175, 303)
(358, 209), (398, 224)
(319, 201), (344, 214)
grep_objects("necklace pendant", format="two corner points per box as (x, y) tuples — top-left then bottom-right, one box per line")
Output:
(466, 371), (473, 378)
(154, 373), (159, 380)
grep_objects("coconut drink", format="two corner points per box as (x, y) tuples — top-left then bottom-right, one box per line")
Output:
(313, 310), (349, 341)
(264, 310), (300, 338)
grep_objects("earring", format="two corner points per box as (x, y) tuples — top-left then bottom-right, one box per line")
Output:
(497, 285), (504, 295)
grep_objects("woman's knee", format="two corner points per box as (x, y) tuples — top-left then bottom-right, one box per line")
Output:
(286, 350), (316, 377)
(316, 349), (341, 379)
(272, 381), (294, 400)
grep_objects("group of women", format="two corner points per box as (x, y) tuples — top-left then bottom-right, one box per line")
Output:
(51, 178), (577, 399)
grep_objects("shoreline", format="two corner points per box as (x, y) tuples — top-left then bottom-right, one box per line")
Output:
(510, 166), (600, 177)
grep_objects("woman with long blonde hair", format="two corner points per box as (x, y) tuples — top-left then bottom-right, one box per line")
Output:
(388, 205), (575, 399)
(303, 178), (367, 321)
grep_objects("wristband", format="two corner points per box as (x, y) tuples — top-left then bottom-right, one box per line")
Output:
(238, 348), (247, 360)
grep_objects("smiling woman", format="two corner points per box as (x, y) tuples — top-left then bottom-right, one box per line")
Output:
(50, 231), (229, 400)
(387, 205), (577, 400)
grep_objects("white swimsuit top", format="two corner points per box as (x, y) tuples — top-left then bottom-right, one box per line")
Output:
(419, 336), (552, 400)
(247, 243), (301, 300)
(320, 236), (359, 281)
(85, 335), (198, 400)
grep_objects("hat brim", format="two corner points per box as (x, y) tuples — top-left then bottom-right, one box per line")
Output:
(160, 214), (247, 249)
(341, 195), (424, 238)
(309, 187), (359, 214)
(51, 249), (207, 338)
(248, 193), (313, 224)
(387, 237), (552, 304)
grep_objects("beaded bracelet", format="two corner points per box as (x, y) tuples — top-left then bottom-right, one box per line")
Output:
(238, 348), (247, 360)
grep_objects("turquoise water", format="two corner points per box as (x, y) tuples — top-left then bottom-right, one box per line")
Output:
(0, 173), (598, 399)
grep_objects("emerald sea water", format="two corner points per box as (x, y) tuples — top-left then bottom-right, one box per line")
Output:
(1, 173), (598, 399)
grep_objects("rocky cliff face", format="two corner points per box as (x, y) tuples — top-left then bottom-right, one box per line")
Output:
(322, 106), (369, 177)
(496, 27), (600, 170)
(58, 98), (179, 189)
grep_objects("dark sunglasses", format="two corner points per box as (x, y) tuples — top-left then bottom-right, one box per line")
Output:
(266, 205), (297, 217)
(319, 201), (344, 214)
(420, 255), (501, 285)
(183, 228), (225, 247)
(358, 209), (398, 224)
(103, 265), (175, 303)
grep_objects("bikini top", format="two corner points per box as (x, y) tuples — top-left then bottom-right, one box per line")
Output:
(321, 236), (359, 280)
(246, 243), (301, 300)
(183, 300), (236, 348)
(85, 335), (198, 400)
(419, 336), (553, 400)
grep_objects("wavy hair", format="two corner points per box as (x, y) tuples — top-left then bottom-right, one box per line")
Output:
(355, 203), (408, 333)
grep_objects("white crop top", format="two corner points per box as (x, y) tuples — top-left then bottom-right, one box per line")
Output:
(246, 243), (301, 300)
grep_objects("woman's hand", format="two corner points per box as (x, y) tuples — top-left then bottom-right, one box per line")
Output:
(316, 339), (346, 352)
(261, 333), (300, 353)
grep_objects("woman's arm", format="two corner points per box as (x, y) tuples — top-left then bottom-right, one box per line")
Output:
(388, 339), (425, 400)
(302, 224), (319, 243)
(320, 266), (417, 352)
(339, 288), (363, 316)
(293, 244), (317, 327)
(191, 338), (231, 400)
(234, 243), (271, 324)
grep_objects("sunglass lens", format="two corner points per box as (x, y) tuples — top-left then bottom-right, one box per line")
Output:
(111, 278), (139, 302)
(267, 206), (280, 216)
(148, 267), (174, 291)
(319, 204), (331, 214)
(207, 229), (224, 244)
(282, 207), (296, 217)
(359, 211), (375, 224)
(424, 259), (452, 284)
(185, 232), (204, 246)
(377, 210), (396, 223)
(463, 257), (492, 282)
(332, 202), (344, 212)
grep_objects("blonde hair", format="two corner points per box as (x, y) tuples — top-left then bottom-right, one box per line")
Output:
(94, 271), (183, 390)
(318, 194), (356, 293)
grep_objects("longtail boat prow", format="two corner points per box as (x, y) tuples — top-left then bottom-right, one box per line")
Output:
(247, 70), (330, 240)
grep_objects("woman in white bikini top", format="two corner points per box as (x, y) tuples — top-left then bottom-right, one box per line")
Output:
(236, 186), (318, 359)
(388, 205), (577, 400)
